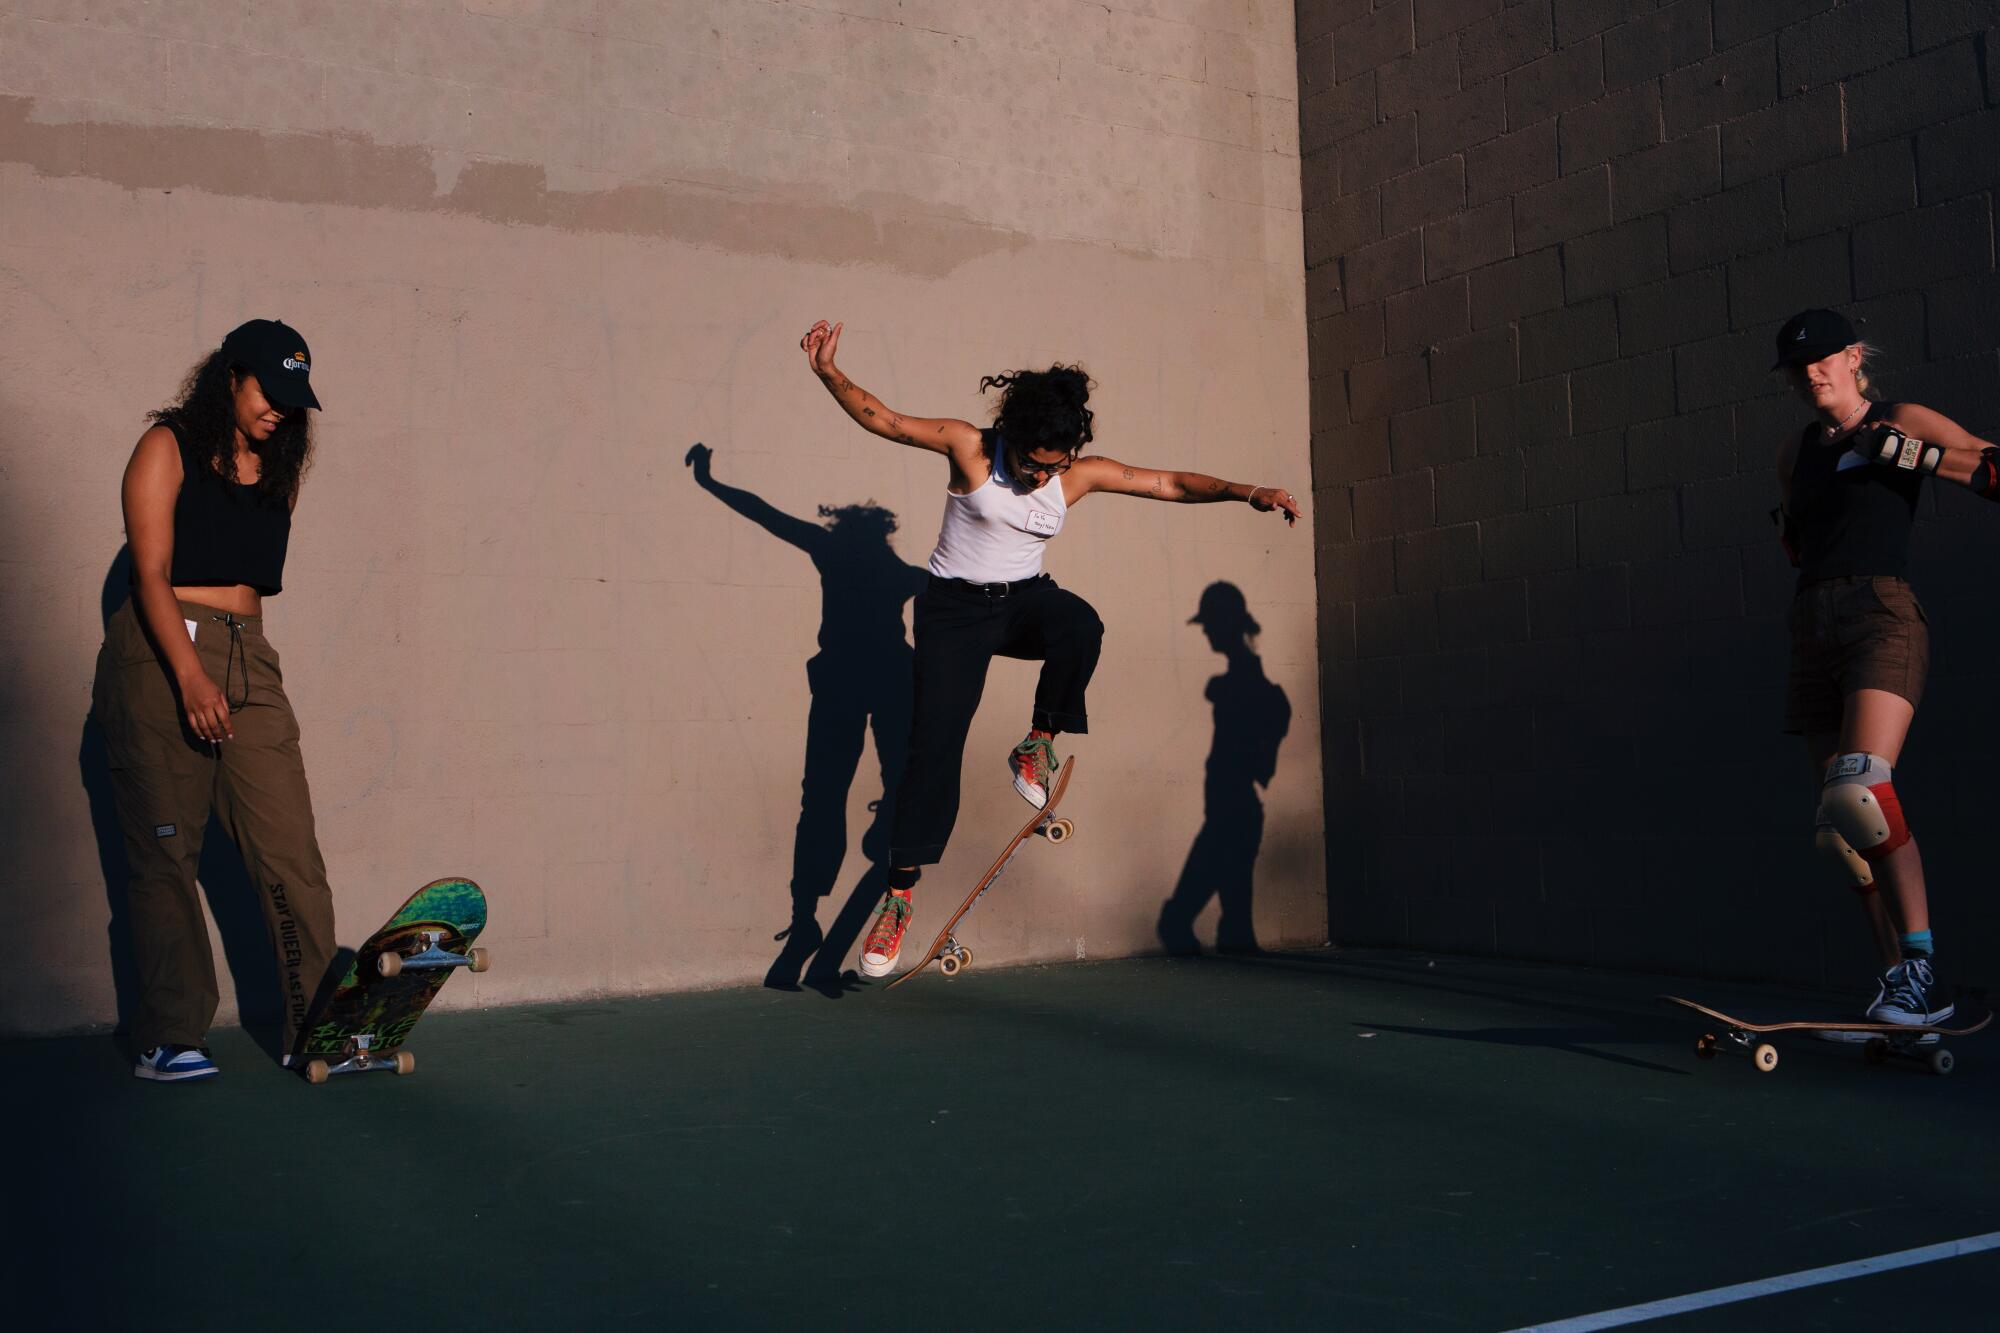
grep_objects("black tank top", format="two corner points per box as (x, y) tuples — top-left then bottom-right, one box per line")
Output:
(1787, 400), (1921, 585)
(160, 418), (292, 594)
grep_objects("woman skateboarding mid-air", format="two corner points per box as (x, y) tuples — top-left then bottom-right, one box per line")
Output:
(800, 318), (1302, 978)
(1770, 307), (2000, 1026)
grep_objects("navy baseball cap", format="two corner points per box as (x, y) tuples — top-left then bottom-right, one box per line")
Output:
(1772, 309), (1856, 369)
(221, 319), (320, 410)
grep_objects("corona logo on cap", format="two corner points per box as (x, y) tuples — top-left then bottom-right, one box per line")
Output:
(283, 352), (310, 371)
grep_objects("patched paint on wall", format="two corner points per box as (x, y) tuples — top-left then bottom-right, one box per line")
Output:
(0, 0), (1321, 1035)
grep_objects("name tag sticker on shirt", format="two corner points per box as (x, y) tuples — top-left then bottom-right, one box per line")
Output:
(1025, 510), (1059, 535)
(184, 618), (199, 643)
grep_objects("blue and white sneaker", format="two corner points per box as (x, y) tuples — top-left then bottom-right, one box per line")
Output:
(1866, 958), (1955, 1027)
(133, 1045), (219, 1082)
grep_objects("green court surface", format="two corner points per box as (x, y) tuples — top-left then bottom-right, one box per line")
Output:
(14, 950), (1999, 1330)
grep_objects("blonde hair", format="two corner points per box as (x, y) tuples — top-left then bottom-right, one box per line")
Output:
(1852, 340), (1880, 398)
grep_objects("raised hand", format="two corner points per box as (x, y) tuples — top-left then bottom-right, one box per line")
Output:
(684, 441), (713, 479)
(800, 319), (844, 381)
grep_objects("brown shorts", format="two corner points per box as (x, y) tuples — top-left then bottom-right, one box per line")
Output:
(1784, 575), (1929, 735)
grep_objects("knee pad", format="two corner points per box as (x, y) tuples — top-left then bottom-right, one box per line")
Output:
(1814, 825), (1877, 894)
(1817, 752), (1911, 863)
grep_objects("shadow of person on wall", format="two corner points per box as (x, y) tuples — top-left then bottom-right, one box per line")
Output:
(1157, 582), (1291, 956)
(685, 443), (928, 996)
(82, 548), (286, 1059)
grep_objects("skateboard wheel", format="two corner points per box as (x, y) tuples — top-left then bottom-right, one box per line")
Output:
(957, 947), (972, 970)
(376, 950), (403, 978)
(1044, 818), (1073, 843)
(1695, 1034), (1717, 1060)
(468, 947), (490, 974)
(305, 1059), (329, 1085)
(939, 954), (961, 977)
(1752, 1043), (1779, 1073)
(1864, 1037), (1891, 1065)
(1929, 1048), (1954, 1077)
(394, 1051), (416, 1076)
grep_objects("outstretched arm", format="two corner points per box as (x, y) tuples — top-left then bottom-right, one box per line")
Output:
(684, 443), (822, 553)
(800, 320), (984, 464)
(1067, 456), (1301, 526)
(1857, 405), (1999, 497)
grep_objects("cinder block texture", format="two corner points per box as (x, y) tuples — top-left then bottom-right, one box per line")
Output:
(0, 0), (1323, 1036)
(1300, 0), (2000, 986)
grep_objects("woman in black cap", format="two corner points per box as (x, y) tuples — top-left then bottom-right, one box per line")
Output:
(94, 319), (338, 1080)
(800, 319), (1301, 979)
(1770, 307), (1998, 1025)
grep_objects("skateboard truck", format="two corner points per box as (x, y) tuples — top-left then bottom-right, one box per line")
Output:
(302, 1032), (416, 1085)
(376, 930), (491, 978)
(937, 935), (973, 977)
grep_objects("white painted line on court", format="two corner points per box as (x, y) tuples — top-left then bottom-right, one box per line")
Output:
(1505, 1231), (2000, 1332)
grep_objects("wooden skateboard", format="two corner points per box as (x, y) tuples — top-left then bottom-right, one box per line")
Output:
(1664, 994), (1990, 1077)
(886, 758), (1076, 989)
(296, 877), (490, 1084)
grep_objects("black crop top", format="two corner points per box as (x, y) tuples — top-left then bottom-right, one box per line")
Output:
(160, 418), (292, 594)
(1787, 400), (1922, 586)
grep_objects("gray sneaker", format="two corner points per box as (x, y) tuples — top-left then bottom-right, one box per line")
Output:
(1866, 958), (1955, 1026)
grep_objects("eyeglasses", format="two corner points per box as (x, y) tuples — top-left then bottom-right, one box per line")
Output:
(1013, 451), (1074, 477)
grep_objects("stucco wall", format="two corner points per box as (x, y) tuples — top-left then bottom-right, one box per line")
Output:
(0, 0), (1321, 1036)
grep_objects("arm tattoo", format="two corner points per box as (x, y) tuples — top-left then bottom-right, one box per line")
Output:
(1148, 474), (1163, 497)
(1122, 467), (1134, 480)
(862, 407), (875, 417)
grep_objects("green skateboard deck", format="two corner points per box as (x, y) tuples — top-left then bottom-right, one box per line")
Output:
(297, 877), (489, 1084)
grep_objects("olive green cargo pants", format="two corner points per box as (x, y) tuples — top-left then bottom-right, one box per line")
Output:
(92, 598), (337, 1054)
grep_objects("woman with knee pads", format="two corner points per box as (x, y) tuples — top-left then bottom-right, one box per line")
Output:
(800, 320), (1300, 979)
(1770, 308), (1997, 1024)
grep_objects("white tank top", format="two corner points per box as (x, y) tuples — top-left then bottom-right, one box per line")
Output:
(926, 440), (1067, 582)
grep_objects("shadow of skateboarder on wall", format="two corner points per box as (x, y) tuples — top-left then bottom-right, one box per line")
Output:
(685, 443), (928, 995)
(1157, 581), (1290, 956)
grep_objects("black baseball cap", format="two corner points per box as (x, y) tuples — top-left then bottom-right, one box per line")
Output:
(1771, 308), (1856, 369)
(221, 319), (321, 410)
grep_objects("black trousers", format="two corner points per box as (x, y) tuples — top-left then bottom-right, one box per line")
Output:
(889, 575), (1103, 865)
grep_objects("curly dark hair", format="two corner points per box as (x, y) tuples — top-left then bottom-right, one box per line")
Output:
(148, 348), (314, 507)
(817, 501), (899, 540)
(978, 364), (1094, 458)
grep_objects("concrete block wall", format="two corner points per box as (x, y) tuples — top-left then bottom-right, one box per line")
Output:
(0, 0), (1323, 1036)
(1299, 0), (2000, 988)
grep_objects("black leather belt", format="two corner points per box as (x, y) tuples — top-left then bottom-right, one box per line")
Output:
(936, 574), (1047, 599)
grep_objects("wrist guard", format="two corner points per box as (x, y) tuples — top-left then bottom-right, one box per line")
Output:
(1870, 427), (1944, 475)
(1972, 446), (2000, 501)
